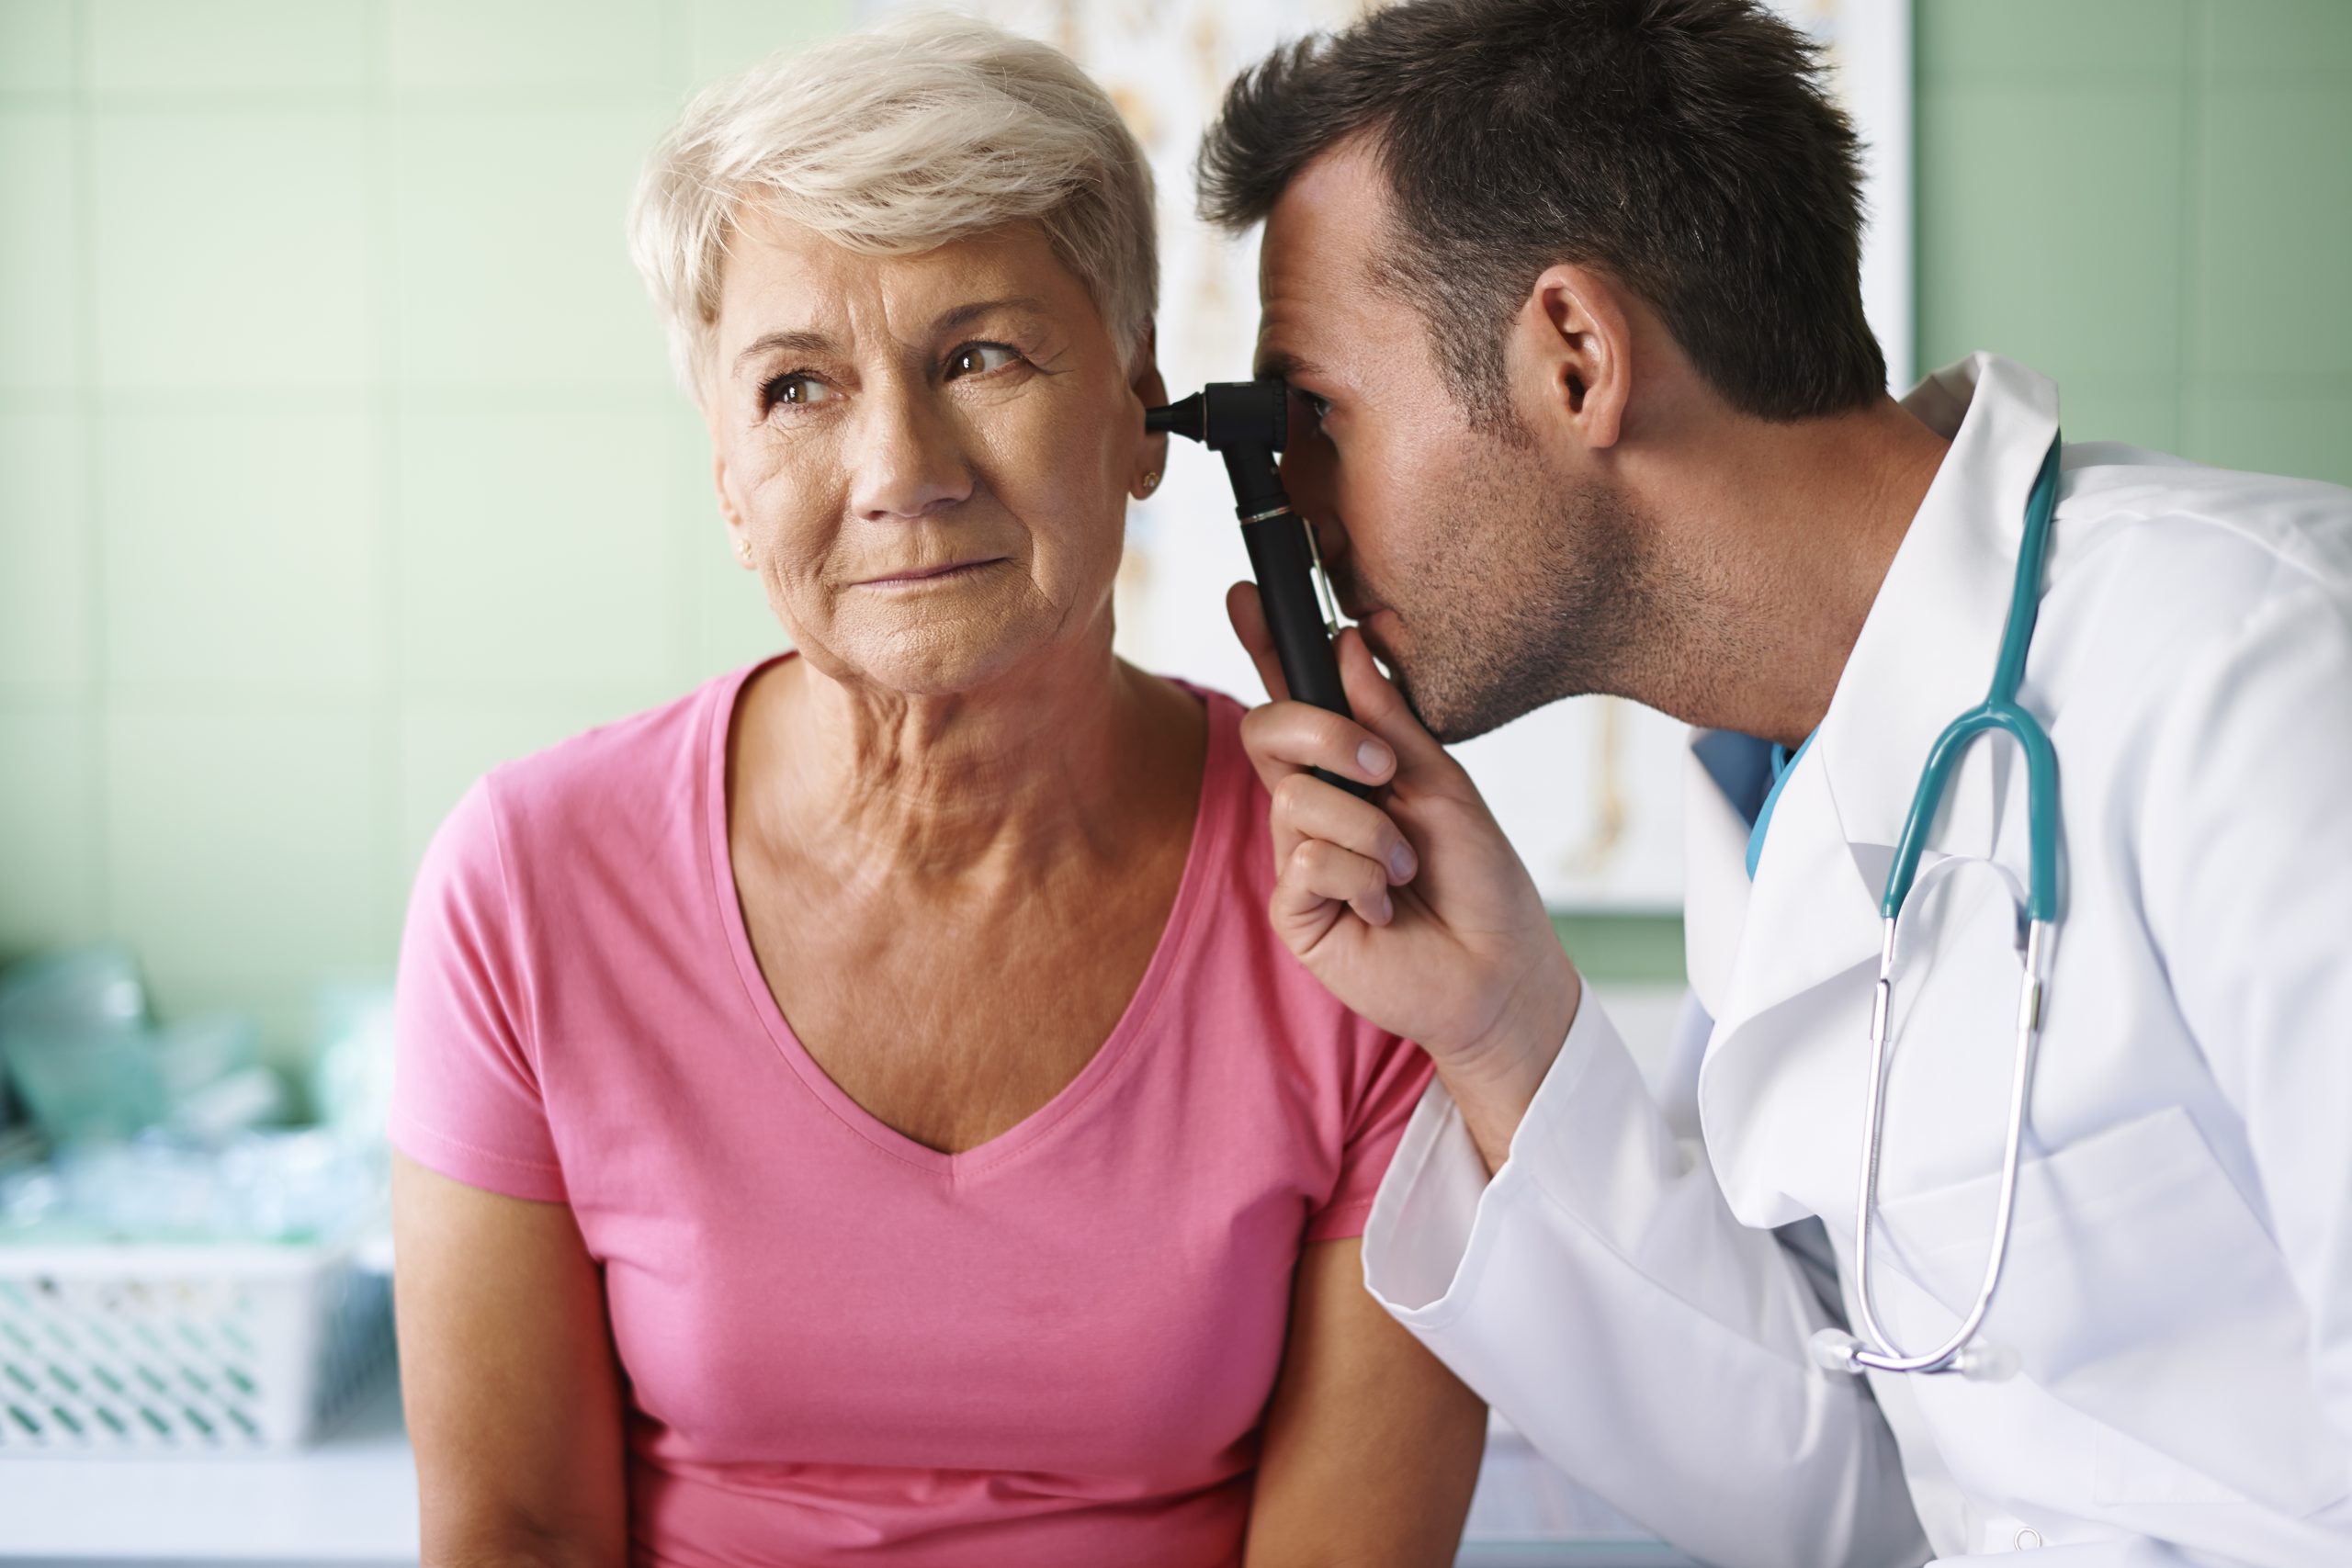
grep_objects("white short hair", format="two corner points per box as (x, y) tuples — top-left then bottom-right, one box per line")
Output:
(629, 13), (1159, 405)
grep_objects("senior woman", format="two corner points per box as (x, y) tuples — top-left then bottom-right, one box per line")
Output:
(388, 17), (1485, 1568)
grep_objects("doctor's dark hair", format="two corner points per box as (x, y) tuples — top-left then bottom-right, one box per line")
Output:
(1196, 0), (1886, 427)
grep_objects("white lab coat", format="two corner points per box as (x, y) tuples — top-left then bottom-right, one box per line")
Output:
(1362, 355), (2352, 1566)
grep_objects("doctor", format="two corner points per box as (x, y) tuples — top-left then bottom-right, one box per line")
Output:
(1195, 1), (2352, 1564)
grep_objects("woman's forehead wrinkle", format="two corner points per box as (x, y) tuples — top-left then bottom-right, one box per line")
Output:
(720, 219), (1098, 380)
(849, 245), (1060, 351)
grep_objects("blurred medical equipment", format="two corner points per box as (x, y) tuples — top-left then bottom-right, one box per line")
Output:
(0, 946), (286, 1145)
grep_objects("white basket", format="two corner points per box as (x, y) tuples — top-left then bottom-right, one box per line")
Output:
(0, 1237), (393, 1455)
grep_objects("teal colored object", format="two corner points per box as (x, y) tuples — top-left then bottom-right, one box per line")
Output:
(0, 949), (157, 1143)
(0, 949), (270, 1146)
(1812, 434), (2067, 1385)
(1879, 436), (2064, 924)
(1745, 734), (1816, 880)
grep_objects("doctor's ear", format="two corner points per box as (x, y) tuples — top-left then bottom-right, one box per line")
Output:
(1515, 265), (1633, 451)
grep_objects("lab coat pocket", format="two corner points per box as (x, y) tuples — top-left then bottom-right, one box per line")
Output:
(1872, 1104), (2347, 1517)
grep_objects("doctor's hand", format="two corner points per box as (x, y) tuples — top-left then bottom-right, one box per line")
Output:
(1228, 583), (1581, 1172)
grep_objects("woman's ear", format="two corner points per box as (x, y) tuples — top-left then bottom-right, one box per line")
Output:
(711, 448), (755, 569)
(1128, 322), (1170, 488)
(1515, 265), (1632, 451)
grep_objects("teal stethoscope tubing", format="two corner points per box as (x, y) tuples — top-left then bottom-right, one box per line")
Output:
(1881, 436), (2065, 924)
(1817, 434), (2064, 1382)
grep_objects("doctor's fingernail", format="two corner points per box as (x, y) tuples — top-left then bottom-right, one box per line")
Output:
(1358, 739), (1394, 778)
(1389, 841), (1417, 882)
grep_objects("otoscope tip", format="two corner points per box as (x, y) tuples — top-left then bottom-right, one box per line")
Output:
(1145, 392), (1204, 441)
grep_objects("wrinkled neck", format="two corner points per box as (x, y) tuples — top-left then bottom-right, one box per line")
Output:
(732, 638), (1201, 898)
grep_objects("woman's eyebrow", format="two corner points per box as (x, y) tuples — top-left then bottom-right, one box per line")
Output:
(932, 296), (1053, 335)
(731, 299), (1050, 375)
(732, 328), (833, 375)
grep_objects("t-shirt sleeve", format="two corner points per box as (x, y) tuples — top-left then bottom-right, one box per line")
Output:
(1305, 1031), (1438, 1243)
(389, 776), (569, 1203)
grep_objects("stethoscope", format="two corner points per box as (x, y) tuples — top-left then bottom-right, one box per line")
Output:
(1812, 434), (2064, 1382)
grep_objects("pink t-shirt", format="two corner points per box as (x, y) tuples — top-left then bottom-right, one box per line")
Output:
(390, 658), (1431, 1568)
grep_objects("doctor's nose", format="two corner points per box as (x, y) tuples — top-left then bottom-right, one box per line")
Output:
(847, 389), (974, 523)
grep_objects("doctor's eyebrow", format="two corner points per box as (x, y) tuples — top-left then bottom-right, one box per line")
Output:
(1253, 348), (1326, 385)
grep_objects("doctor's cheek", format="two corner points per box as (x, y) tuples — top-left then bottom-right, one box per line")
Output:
(1298, 462), (1375, 595)
(1276, 420), (1337, 512)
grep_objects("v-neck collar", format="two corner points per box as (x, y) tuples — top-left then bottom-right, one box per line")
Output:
(700, 654), (1232, 1179)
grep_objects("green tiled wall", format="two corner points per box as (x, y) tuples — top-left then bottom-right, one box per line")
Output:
(1917, 0), (2352, 481)
(0, 0), (850, 1056)
(4, 1), (2350, 1055)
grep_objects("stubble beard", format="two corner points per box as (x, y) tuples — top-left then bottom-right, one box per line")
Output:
(1352, 434), (1665, 746)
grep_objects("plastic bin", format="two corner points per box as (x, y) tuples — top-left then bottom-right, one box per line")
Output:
(0, 1236), (393, 1454)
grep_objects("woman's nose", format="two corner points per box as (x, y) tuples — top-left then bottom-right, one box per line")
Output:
(847, 388), (974, 523)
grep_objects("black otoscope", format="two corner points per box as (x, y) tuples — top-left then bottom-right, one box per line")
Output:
(1145, 379), (1371, 797)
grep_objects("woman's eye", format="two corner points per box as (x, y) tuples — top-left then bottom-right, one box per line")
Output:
(1296, 389), (1331, 425)
(946, 343), (1021, 380)
(763, 373), (832, 411)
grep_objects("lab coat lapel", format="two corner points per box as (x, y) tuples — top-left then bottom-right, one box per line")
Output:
(1693, 355), (2065, 1226)
(1679, 734), (1754, 1021)
(1693, 751), (1887, 1224)
(1814, 354), (2064, 863)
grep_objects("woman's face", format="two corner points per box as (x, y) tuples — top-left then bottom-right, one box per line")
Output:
(707, 212), (1164, 697)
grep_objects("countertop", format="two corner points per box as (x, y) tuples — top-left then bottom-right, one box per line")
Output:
(0, 1381), (1694, 1567)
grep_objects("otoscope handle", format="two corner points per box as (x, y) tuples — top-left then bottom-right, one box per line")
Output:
(1148, 389), (1374, 800)
(1240, 510), (1373, 800)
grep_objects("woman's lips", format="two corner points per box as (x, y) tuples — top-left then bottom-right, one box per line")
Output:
(857, 558), (1004, 589)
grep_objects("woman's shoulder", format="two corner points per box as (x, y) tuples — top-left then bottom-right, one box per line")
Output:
(1168, 674), (1273, 836)
(486, 673), (724, 813)
(1155, 672), (1254, 774)
(1192, 682), (1254, 748)
(417, 660), (766, 905)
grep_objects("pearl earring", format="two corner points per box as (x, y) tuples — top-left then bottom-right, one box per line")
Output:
(1137, 470), (1160, 496)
